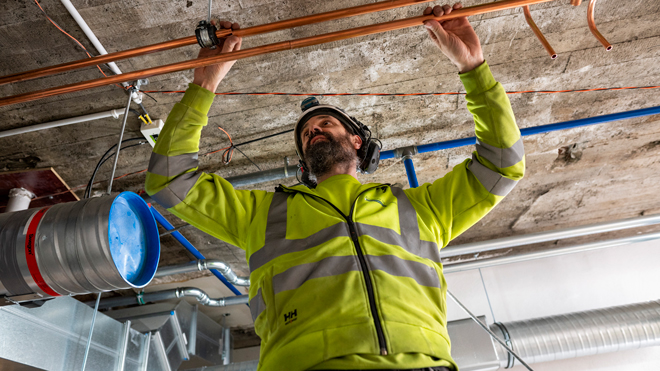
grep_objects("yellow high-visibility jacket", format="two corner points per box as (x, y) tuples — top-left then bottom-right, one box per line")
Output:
(145, 62), (524, 371)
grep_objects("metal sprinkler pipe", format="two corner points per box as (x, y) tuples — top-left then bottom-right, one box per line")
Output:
(155, 259), (250, 286)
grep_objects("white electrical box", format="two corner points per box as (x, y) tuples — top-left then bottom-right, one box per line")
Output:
(140, 119), (164, 147)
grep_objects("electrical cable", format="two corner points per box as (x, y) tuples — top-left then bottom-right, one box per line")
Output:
(33, 0), (125, 90)
(84, 138), (147, 198)
(142, 84), (660, 97)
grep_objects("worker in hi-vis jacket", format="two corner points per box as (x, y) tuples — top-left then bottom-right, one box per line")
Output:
(145, 3), (524, 370)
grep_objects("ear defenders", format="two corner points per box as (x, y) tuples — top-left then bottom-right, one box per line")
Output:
(293, 97), (381, 184)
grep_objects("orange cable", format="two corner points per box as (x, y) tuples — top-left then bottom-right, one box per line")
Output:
(142, 85), (660, 97)
(34, 0), (127, 89)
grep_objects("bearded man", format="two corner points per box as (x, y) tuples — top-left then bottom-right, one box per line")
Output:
(145, 3), (524, 370)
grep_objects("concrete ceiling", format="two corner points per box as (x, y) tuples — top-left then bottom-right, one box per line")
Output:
(1, 0), (660, 332)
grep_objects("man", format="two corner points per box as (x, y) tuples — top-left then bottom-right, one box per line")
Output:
(145, 3), (524, 370)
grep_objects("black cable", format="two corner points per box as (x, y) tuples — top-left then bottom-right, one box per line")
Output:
(86, 142), (146, 197)
(141, 91), (158, 103)
(212, 128), (294, 169)
(85, 138), (146, 198)
(233, 129), (294, 148)
(233, 146), (261, 171)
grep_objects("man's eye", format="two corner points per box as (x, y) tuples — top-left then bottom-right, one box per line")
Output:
(324, 121), (330, 125)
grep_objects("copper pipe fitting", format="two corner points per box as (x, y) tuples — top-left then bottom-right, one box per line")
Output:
(0, 0), (554, 107)
(587, 0), (612, 50)
(0, 0), (435, 86)
(523, 5), (557, 59)
(571, 0), (582, 6)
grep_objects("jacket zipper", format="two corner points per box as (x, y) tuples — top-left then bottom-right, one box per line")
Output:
(281, 185), (389, 355)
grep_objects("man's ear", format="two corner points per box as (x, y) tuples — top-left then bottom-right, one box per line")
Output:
(352, 134), (363, 150)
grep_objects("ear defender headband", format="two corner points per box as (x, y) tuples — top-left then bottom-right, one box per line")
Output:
(293, 97), (381, 186)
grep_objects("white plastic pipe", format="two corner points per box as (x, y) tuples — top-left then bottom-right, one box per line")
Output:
(444, 230), (660, 274)
(5, 188), (35, 213)
(440, 213), (660, 259)
(0, 109), (125, 138)
(60, 0), (125, 81)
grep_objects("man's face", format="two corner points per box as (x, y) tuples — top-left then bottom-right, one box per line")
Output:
(301, 115), (362, 177)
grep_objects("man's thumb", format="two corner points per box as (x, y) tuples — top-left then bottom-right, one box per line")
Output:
(424, 20), (448, 44)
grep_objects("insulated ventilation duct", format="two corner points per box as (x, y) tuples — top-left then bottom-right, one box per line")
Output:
(0, 192), (160, 306)
(490, 300), (660, 368)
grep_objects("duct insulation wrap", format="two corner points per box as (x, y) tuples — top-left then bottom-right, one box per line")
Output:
(491, 300), (660, 368)
(0, 192), (160, 304)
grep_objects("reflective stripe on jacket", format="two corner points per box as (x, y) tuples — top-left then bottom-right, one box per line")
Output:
(248, 184), (454, 370)
(144, 61), (524, 371)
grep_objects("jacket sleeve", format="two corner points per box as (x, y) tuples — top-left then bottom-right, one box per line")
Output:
(405, 62), (525, 246)
(144, 83), (270, 250)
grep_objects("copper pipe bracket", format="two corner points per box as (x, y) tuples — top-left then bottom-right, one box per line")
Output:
(523, 5), (557, 59)
(588, 0), (612, 50)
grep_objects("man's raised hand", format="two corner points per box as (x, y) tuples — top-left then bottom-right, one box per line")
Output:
(192, 21), (242, 92)
(423, 3), (484, 73)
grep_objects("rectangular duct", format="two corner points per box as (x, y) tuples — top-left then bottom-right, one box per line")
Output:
(0, 297), (148, 371)
(108, 300), (226, 369)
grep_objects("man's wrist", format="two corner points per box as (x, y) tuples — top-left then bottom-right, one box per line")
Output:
(192, 79), (219, 93)
(459, 61), (496, 95)
(458, 58), (486, 74)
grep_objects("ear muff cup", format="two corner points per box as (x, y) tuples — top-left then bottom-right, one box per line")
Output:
(360, 139), (381, 174)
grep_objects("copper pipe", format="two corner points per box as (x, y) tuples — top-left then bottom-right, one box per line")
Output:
(0, 0), (554, 108)
(587, 0), (612, 50)
(0, 0), (435, 86)
(523, 5), (557, 59)
(571, 0), (582, 6)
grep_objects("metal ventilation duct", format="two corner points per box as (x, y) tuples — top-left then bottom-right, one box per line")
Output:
(490, 300), (660, 368)
(0, 192), (160, 305)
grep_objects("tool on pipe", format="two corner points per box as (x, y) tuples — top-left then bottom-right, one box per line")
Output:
(0, 0), (554, 107)
(0, 0), (436, 86)
(523, 5), (557, 59)
(587, 0), (612, 50)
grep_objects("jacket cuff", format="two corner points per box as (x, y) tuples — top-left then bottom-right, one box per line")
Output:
(459, 61), (497, 95)
(180, 83), (216, 115)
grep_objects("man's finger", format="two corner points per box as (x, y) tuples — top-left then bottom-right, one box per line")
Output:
(423, 6), (432, 15)
(232, 22), (240, 30)
(221, 20), (231, 29)
(442, 4), (452, 15)
(222, 35), (242, 53)
(453, 2), (462, 10)
(432, 5), (443, 17)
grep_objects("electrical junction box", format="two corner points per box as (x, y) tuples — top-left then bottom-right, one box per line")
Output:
(140, 119), (164, 147)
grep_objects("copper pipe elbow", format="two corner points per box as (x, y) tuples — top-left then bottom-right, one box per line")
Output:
(523, 5), (557, 59)
(571, 0), (582, 6)
(587, 0), (612, 50)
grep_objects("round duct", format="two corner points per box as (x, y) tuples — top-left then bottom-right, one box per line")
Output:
(0, 192), (160, 304)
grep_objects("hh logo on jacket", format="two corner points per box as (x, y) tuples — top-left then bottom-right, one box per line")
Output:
(284, 309), (297, 325)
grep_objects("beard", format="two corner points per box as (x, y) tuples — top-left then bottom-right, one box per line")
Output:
(305, 131), (358, 178)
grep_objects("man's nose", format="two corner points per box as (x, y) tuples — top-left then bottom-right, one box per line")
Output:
(308, 126), (322, 137)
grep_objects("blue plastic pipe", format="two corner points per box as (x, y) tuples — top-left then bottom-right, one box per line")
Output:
(149, 206), (243, 296)
(381, 105), (660, 160)
(403, 157), (419, 188)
